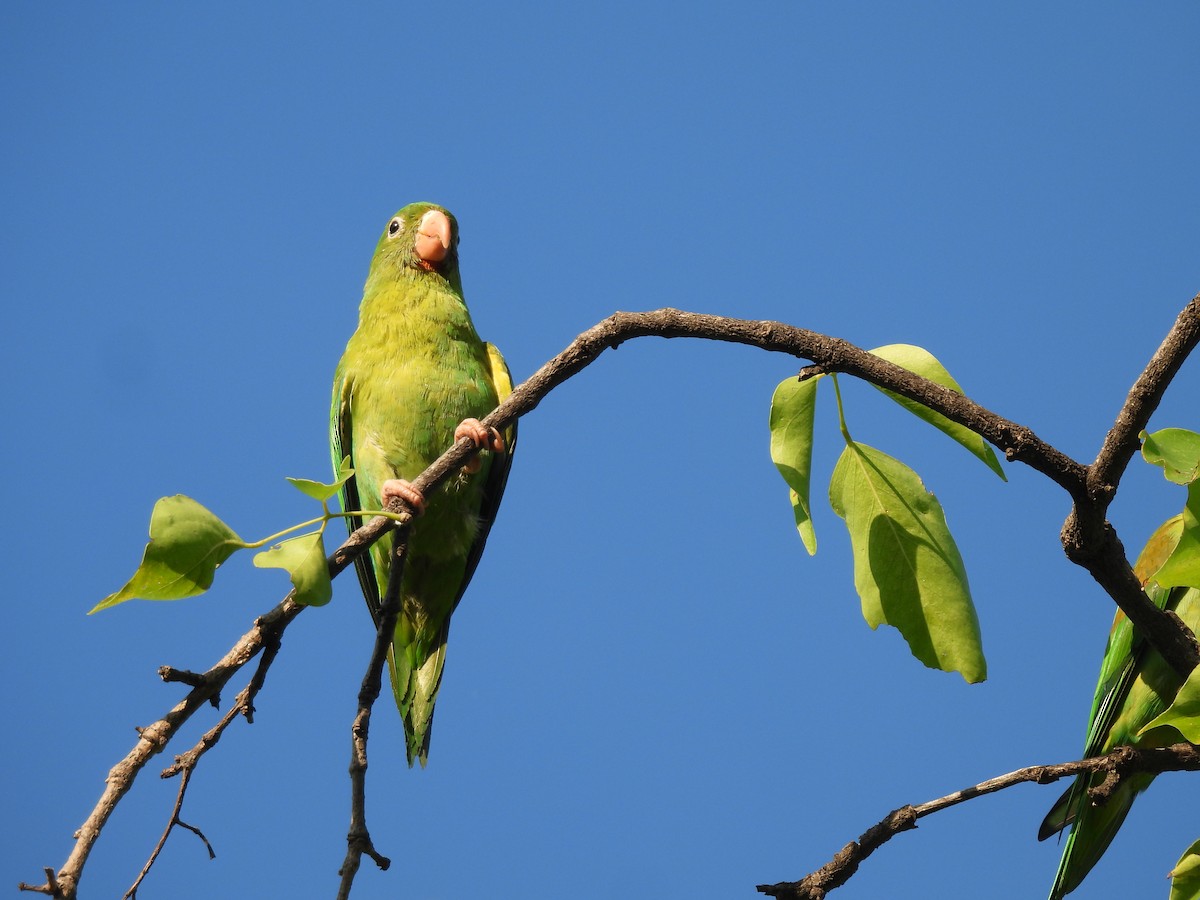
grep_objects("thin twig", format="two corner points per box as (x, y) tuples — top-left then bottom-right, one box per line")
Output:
(336, 519), (414, 898)
(173, 819), (216, 858)
(157, 667), (217, 703)
(15, 868), (61, 897)
(25, 467), (409, 900)
(123, 768), (211, 900)
(26, 599), (303, 899)
(756, 743), (1200, 899)
(126, 601), (287, 893)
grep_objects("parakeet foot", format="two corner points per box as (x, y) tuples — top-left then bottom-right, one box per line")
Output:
(455, 417), (505, 451)
(381, 479), (427, 515)
(454, 417), (505, 473)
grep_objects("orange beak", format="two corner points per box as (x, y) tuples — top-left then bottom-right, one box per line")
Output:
(413, 209), (452, 265)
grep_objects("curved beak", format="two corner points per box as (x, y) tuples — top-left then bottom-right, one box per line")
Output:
(414, 209), (452, 265)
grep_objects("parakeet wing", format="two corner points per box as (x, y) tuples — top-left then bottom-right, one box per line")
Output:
(330, 368), (386, 622)
(451, 341), (517, 613)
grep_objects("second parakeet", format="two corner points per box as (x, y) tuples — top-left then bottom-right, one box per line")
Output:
(331, 202), (516, 766)
(1039, 516), (1200, 898)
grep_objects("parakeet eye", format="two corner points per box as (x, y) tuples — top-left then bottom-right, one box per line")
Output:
(387, 217), (404, 239)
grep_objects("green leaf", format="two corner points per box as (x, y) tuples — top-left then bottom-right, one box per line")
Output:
(1153, 482), (1200, 589)
(287, 455), (354, 502)
(1170, 839), (1200, 900)
(1143, 428), (1200, 485)
(868, 344), (1006, 481)
(1140, 640), (1200, 742)
(770, 375), (820, 554)
(828, 440), (986, 683)
(91, 495), (246, 613)
(253, 531), (332, 607)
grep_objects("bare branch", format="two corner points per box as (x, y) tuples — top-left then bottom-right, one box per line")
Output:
(21, 598), (305, 899)
(1091, 293), (1200, 496)
(157, 667), (217, 700)
(122, 672), (264, 900)
(15, 868), (61, 897)
(337, 521), (413, 898)
(123, 768), (210, 900)
(757, 742), (1200, 899)
(1060, 293), (1200, 679)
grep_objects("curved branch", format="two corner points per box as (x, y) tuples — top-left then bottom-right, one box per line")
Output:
(25, 298), (1199, 897)
(485, 305), (1198, 676)
(756, 742), (1200, 899)
(487, 309), (1088, 496)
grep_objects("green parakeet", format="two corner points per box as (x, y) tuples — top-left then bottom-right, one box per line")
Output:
(331, 202), (516, 767)
(1039, 516), (1200, 898)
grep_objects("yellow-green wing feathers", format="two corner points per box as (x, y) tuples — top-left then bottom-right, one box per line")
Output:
(330, 368), (384, 622)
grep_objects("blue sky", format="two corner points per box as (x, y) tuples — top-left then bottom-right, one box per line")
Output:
(4, 4), (1199, 899)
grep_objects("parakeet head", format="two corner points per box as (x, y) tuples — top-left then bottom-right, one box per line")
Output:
(368, 202), (461, 285)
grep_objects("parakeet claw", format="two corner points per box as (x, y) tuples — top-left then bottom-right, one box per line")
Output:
(454, 418), (505, 474)
(454, 417), (505, 453)
(381, 479), (427, 515)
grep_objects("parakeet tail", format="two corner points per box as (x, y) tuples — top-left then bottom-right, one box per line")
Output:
(1044, 773), (1145, 900)
(389, 631), (450, 768)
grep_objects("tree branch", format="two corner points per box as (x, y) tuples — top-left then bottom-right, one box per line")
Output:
(21, 598), (306, 900)
(1091, 294), (1200, 496)
(756, 742), (1200, 899)
(1061, 293), (1200, 678)
(489, 308), (1089, 496)
(485, 303), (1198, 676)
(336, 521), (414, 898)
(123, 768), (213, 900)
(119, 636), (284, 897)
(25, 297), (1198, 897)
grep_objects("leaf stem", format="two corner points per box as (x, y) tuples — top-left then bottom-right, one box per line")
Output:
(241, 509), (409, 552)
(329, 510), (411, 525)
(237, 515), (330, 550)
(831, 373), (853, 444)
